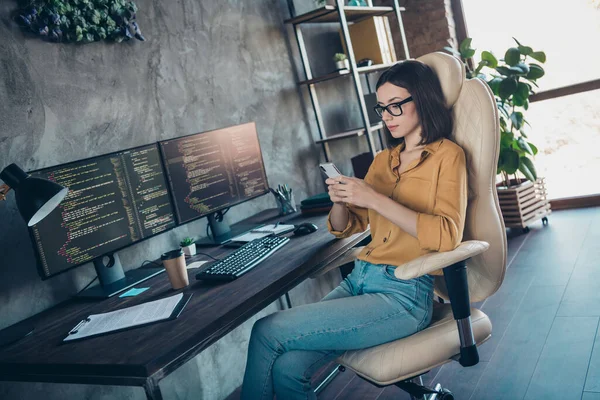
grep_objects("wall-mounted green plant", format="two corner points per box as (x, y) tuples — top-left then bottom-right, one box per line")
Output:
(15, 0), (145, 43)
(446, 38), (546, 187)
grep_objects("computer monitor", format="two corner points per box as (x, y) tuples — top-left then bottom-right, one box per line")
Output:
(159, 122), (270, 245)
(29, 143), (177, 298)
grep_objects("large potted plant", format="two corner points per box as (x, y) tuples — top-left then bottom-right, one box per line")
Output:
(447, 38), (551, 232)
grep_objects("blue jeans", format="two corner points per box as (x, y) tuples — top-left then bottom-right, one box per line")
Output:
(241, 259), (435, 400)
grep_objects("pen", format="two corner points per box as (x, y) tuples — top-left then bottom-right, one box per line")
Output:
(270, 187), (285, 201)
(274, 221), (280, 228)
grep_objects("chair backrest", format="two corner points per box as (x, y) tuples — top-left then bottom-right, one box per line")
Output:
(417, 52), (507, 303)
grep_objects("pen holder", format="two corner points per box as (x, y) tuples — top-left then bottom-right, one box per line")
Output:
(274, 192), (297, 216)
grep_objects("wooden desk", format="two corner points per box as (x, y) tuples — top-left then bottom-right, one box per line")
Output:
(0, 209), (369, 399)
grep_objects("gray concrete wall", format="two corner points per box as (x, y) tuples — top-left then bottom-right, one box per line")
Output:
(0, 0), (362, 398)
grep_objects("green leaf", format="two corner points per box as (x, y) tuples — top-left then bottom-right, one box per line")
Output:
(481, 51), (498, 68)
(510, 111), (524, 130)
(519, 156), (537, 181)
(513, 93), (526, 107)
(527, 64), (545, 80)
(498, 76), (518, 100)
(517, 136), (533, 155)
(501, 130), (514, 147)
(517, 81), (530, 99)
(504, 47), (521, 66)
(463, 49), (475, 58)
(488, 77), (502, 95)
(518, 45), (533, 55)
(496, 65), (526, 76)
(500, 149), (520, 174)
(459, 38), (473, 54)
(515, 62), (530, 75)
(528, 142), (538, 155)
(530, 51), (546, 63)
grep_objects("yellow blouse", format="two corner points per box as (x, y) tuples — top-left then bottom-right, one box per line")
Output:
(327, 138), (467, 275)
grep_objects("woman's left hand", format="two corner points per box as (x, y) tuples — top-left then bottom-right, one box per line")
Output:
(329, 176), (381, 209)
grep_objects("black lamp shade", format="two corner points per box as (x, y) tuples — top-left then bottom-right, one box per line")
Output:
(1, 163), (68, 226)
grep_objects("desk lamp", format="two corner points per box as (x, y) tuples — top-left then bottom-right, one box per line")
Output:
(0, 163), (68, 347)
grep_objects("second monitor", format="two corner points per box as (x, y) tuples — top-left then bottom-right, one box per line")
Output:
(159, 122), (270, 244)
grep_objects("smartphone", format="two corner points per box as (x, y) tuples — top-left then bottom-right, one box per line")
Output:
(319, 163), (342, 179)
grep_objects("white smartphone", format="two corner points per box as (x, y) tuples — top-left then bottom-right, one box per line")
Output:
(319, 163), (342, 179)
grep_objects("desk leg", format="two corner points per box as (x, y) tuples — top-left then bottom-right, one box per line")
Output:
(284, 292), (293, 309)
(144, 379), (163, 400)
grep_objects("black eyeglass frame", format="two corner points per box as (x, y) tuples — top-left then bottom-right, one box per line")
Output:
(373, 96), (414, 118)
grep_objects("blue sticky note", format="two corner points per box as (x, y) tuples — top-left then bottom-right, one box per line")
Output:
(119, 287), (150, 298)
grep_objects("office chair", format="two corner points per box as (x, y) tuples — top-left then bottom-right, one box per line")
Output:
(311, 51), (507, 399)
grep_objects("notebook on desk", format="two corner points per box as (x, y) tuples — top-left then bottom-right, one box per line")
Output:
(229, 223), (296, 243)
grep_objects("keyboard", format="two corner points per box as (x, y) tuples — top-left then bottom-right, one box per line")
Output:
(195, 235), (290, 281)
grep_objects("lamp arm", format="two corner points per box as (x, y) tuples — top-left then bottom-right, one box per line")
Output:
(0, 184), (11, 201)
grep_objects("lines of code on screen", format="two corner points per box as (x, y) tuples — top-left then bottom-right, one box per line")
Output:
(160, 122), (269, 224)
(30, 144), (176, 277)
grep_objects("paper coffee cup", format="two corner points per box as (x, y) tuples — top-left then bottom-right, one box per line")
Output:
(161, 249), (189, 289)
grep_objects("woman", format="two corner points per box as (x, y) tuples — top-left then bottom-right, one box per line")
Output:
(241, 60), (467, 399)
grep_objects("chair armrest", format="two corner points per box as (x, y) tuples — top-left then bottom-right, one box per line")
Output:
(393, 240), (489, 280)
(309, 247), (364, 279)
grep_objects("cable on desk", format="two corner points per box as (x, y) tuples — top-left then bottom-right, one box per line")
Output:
(206, 208), (230, 240)
(141, 260), (163, 268)
(76, 276), (98, 295)
(195, 252), (221, 262)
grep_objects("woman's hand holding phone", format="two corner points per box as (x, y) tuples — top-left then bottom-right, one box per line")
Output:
(321, 163), (380, 208)
(326, 177), (347, 204)
(329, 177), (379, 209)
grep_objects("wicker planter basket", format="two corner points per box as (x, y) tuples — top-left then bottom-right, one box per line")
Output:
(497, 177), (551, 233)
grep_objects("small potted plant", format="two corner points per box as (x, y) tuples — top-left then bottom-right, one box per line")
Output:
(333, 53), (349, 71)
(180, 237), (196, 256)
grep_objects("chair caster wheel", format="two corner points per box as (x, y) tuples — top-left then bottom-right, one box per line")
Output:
(439, 389), (454, 400)
(522, 226), (530, 234)
(542, 216), (549, 226)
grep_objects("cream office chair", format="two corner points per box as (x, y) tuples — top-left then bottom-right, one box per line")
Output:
(312, 51), (507, 399)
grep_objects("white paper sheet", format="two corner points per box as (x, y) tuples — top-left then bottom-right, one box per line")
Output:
(230, 224), (295, 243)
(64, 293), (183, 342)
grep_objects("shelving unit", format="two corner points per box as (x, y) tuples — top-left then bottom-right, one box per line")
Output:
(284, 0), (410, 161)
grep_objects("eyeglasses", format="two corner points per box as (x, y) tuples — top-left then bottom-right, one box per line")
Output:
(373, 96), (414, 118)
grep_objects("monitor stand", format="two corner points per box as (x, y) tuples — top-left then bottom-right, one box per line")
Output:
(195, 211), (256, 246)
(77, 252), (164, 299)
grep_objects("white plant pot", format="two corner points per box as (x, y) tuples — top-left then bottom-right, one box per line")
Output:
(335, 59), (349, 70)
(182, 243), (196, 257)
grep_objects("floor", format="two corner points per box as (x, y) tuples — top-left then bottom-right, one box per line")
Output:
(228, 207), (600, 400)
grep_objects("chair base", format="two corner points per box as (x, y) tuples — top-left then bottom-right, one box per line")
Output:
(396, 376), (454, 400)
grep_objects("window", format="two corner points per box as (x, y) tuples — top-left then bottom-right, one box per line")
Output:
(462, 0), (600, 199)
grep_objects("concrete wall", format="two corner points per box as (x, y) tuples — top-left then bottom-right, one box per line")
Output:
(375, 0), (459, 58)
(0, 0), (348, 399)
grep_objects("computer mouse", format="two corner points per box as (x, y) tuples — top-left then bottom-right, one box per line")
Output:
(293, 222), (318, 236)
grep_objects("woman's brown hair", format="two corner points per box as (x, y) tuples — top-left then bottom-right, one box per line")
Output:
(376, 60), (452, 148)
